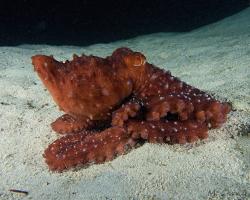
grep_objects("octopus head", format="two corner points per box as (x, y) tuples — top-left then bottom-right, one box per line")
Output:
(32, 55), (70, 111)
(32, 55), (60, 90)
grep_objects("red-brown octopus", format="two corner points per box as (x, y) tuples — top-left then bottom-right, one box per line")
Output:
(32, 47), (231, 171)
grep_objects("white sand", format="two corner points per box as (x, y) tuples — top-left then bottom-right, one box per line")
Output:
(0, 8), (250, 200)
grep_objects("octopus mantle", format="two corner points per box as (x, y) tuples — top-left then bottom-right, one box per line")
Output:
(32, 47), (231, 171)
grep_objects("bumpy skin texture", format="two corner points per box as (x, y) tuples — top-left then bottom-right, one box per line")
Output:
(44, 127), (136, 171)
(32, 47), (231, 171)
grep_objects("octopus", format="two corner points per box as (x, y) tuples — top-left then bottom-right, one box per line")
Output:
(31, 47), (231, 171)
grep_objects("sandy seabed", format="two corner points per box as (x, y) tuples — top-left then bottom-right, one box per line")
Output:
(0, 8), (249, 200)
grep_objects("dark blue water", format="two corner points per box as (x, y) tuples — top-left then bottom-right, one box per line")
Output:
(0, 0), (248, 46)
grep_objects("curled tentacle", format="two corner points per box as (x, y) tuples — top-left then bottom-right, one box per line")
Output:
(127, 120), (208, 144)
(138, 66), (231, 126)
(112, 101), (141, 127)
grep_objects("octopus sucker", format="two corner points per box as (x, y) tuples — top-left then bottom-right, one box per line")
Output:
(32, 47), (231, 171)
(126, 120), (208, 144)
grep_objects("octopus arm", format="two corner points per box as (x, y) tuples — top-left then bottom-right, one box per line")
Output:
(127, 120), (208, 144)
(144, 90), (230, 127)
(193, 100), (231, 128)
(51, 114), (95, 134)
(43, 127), (136, 171)
(111, 100), (141, 127)
(139, 66), (231, 126)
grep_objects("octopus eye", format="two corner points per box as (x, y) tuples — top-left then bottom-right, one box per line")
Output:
(133, 53), (146, 66)
(124, 52), (146, 67)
